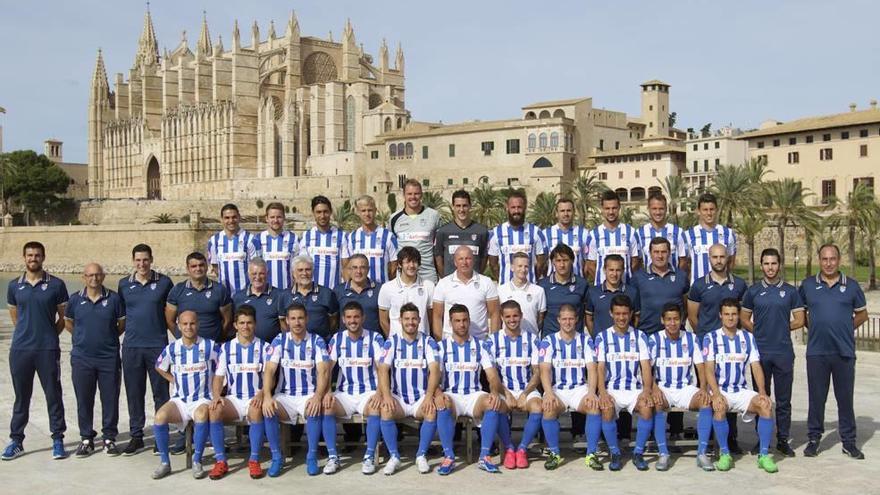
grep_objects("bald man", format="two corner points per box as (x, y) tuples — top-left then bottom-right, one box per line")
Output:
(432, 245), (500, 340)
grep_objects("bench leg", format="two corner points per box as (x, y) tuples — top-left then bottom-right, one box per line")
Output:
(466, 421), (473, 464)
(185, 423), (193, 469)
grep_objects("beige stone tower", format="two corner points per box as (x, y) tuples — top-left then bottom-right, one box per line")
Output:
(640, 79), (670, 138)
(87, 48), (111, 198)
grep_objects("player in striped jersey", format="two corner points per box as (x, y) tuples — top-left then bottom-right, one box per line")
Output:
(151, 311), (218, 480)
(703, 298), (777, 473)
(208, 203), (258, 295)
(539, 304), (600, 470)
(585, 190), (641, 285)
(594, 295), (655, 471)
(648, 304), (714, 472)
(262, 303), (331, 477)
(255, 202), (300, 290)
(376, 303), (442, 475)
(543, 198), (589, 277)
(683, 193), (737, 281)
(344, 195), (398, 284)
(484, 300), (543, 470)
(322, 301), (386, 475)
(436, 304), (506, 475)
(300, 196), (348, 289)
(635, 193), (688, 271)
(488, 190), (547, 284)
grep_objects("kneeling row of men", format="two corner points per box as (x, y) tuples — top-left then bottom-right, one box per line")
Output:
(152, 294), (779, 480)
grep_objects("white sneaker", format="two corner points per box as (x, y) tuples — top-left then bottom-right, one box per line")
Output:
(383, 455), (402, 476)
(323, 456), (340, 475)
(362, 455), (377, 474)
(192, 461), (207, 479)
(416, 455), (430, 474)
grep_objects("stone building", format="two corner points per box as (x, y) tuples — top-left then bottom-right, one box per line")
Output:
(44, 140), (89, 201)
(683, 126), (748, 195)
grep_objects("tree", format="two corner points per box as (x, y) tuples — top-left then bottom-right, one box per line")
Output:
(386, 192), (397, 213)
(526, 191), (558, 228)
(471, 184), (506, 227)
(765, 178), (817, 268)
(375, 209), (390, 227)
(735, 209), (768, 283)
(700, 123), (712, 137)
(659, 175), (689, 225)
(837, 183), (877, 277)
(332, 199), (359, 231)
(0, 150), (70, 224)
(566, 171), (607, 227)
(711, 164), (753, 227)
(149, 213), (176, 224)
(421, 191), (452, 223)
(668, 112), (677, 129)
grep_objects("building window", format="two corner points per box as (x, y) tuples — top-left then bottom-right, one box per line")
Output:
(618, 171), (624, 179)
(506, 139), (520, 154)
(772, 139), (780, 147)
(806, 135), (814, 143)
(481, 141), (494, 155)
(614, 141), (620, 150)
(715, 158), (720, 167)
(371, 150), (379, 159)
(422, 145), (428, 159)
(788, 151), (799, 164)
(860, 129), (869, 138)
(819, 148), (833, 160)
(860, 144), (869, 157)
(854, 177), (875, 193)
(446, 144), (455, 157)
(823, 133), (831, 141)
(599, 139), (604, 151)
(704, 143), (709, 150)
(789, 137), (797, 145)
(842, 131), (850, 140)
(821, 180), (835, 204)
(635, 170), (640, 178)
(389, 144), (397, 160)
(757, 141), (765, 149)
(463, 178), (469, 185)
(405, 142), (413, 158)
(539, 133), (548, 149)
(652, 168), (657, 177)
(447, 178), (453, 185)
(550, 132), (559, 148)
(528, 133), (536, 151)
(759, 154), (768, 165)
(422, 179), (430, 187)
(693, 144), (698, 151)
(599, 172), (607, 180)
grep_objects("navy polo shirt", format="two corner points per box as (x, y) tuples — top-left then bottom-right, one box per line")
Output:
(586, 282), (640, 334)
(334, 279), (382, 332)
(689, 273), (748, 338)
(278, 283), (339, 339)
(799, 273), (867, 358)
(7, 272), (69, 351)
(117, 271), (173, 348)
(538, 274), (589, 336)
(742, 279), (803, 356)
(167, 279), (231, 341)
(65, 288), (125, 360)
(232, 285), (282, 342)
(631, 265), (690, 334)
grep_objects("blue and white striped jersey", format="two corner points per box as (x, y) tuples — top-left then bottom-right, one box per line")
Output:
(683, 224), (737, 280)
(438, 336), (494, 395)
(216, 337), (272, 400)
(586, 223), (639, 285)
(255, 230), (301, 290)
(208, 230), (258, 294)
(488, 222), (547, 284)
(328, 330), (385, 395)
(635, 223), (687, 270)
(380, 333), (439, 405)
(269, 332), (329, 397)
(299, 226), (347, 289)
(156, 337), (218, 402)
(543, 224), (589, 277)
(649, 331), (703, 390)
(539, 331), (594, 391)
(484, 331), (540, 392)
(595, 327), (651, 391)
(345, 226), (398, 284)
(702, 328), (759, 394)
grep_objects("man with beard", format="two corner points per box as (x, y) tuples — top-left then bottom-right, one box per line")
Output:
(488, 190), (547, 285)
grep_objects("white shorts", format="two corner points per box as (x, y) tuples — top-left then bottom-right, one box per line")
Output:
(551, 385), (589, 413)
(608, 388), (641, 415)
(335, 391), (377, 419)
(448, 391), (487, 421)
(393, 394), (427, 418)
(274, 393), (315, 424)
(720, 389), (758, 422)
(170, 398), (210, 430)
(226, 396), (255, 423)
(511, 390), (542, 403)
(659, 385), (700, 410)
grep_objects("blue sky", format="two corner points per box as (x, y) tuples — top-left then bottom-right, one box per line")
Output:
(1, 0), (878, 163)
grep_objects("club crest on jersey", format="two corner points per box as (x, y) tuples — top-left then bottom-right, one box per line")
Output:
(150, 283), (157, 290)
(569, 285), (575, 292)
(727, 284), (734, 291)
(368, 290), (374, 297)
(312, 294), (318, 302)
(670, 275), (676, 282)
(101, 299), (108, 307)
(471, 234), (478, 241)
(526, 293), (532, 302)
(779, 290), (785, 298)
(41, 283), (48, 291)
(417, 287), (424, 296)
(840, 286), (846, 293)
(206, 290), (212, 299)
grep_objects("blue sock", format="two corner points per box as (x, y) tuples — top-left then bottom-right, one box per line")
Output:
(153, 424), (170, 464)
(264, 415), (281, 458)
(365, 415), (381, 458)
(416, 419), (437, 457)
(697, 408), (712, 455)
(193, 422), (209, 464)
(497, 414), (514, 451)
(602, 419), (620, 455)
(653, 411), (668, 456)
(306, 415), (322, 459)
(437, 409), (455, 458)
(713, 418), (730, 455)
(757, 417), (774, 456)
(249, 421), (264, 461)
(541, 418), (560, 455)
(209, 421), (226, 461)
(322, 414), (338, 457)
(587, 414), (602, 455)
(380, 419), (400, 458)
(479, 411), (500, 458)
(634, 416), (653, 455)
(518, 413), (542, 451)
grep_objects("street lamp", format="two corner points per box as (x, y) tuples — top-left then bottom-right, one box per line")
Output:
(793, 245), (799, 288)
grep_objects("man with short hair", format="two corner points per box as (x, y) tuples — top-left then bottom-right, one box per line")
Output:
(636, 193), (688, 271)
(255, 202), (300, 290)
(585, 190), (640, 285)
(390, 179), (442, 283)
(631, 237), (689, 336)
(543, 198), (589, 278)
(488, 190), (547, 284)
(278, 254), (339, 340)
(334, 254), (382, 333)
(585, 254), (640, 335)
(378, 246), (434, 337)
(434, 189), (489, 277)
(688, 244), (748, 341)
(232, 258), (283, 343)
(166, 252), (233, 342)
(344, 195), (398, 283)
(433, 246), (500, 341)
(208, 203), (258, 295)
(683, 192), (737, 281)
(300, 195), (348, 290)
(497, 252), (546, 335)
(538, 244), (589, 337)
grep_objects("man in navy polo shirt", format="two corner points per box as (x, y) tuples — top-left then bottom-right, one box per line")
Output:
(799, 244), (868, 459)
(334, 254), (382, 333)
(632, 237), (689, 335)
(741, 247), (804, 457)
(3, 241), (69, 461)
(165, 252), (233, 342)
(279, 254), (338, 340)
(118, 243), (174, 456)
(65, 263), (126, 457)
(232, 258), (282, 342)
(585, 254), (640, 336)
(538, 244), (589, 337)
(687, 244), (747, 341)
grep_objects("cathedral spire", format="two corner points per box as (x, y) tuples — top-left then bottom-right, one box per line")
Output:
(135, 4), (159, 67)
(268, 20), (276, 39)
(342, 18), (356, 47)
(287, 10), (300, 38)
(395, 42), (405, 73)
(214, 35), (224, 56)
(196, 10), (211, 57)
(91, 48), (109, 89)
(232, 19), (241, 52)
(379, 38), (389, 72)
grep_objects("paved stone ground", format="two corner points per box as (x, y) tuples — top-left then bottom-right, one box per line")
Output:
(0, 313), (877, 495)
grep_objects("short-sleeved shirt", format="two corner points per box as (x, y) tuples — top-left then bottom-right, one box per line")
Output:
(277, 284), (338, 340)
(232, 286), (283, 342)
(702, 328), (759, 393)
(433, 272), (499, 339)
(334, 280), (382, 333)
(299, 226), (347, 290)
(7, 272), (69, 351)
(484, 330), (540, 392)
(390, 207), (442, 283)
(742, 279), (804, 356)
(156, 337), (219, 402)
(216, 337), (272, 400)
(488, 221), (547, 284)
(683, 224), (737, 281)
(688, 274), (748, 338)
(434, 220), (490, 278)
(595, 326), (651, 391)
(799, 273), (867, 358)
(438, 335), (494, 395)
(345, 226), (398, 284)
(543, 224), (589, 278)
(380, 333), (439, 405)
(539, 331), (595, 390)
(327, 329), (385, 395)
(167, 279), (231, 341)
(65, 288), (125, 360)
(269, 332), (329, 396)
(497, 280), (546, 335)
(585, 282), (640, 336)
(208, 229), (258, 294)
(631, 266), (690, 335)
(635, 223), (688, 270)
(586, 223), (639, 285)
(255, 230), (301, 290)
(118, 271), (173, 348)
(377, 276), (435, 336)
(538, 275), (589, 336)
(649, 330), (703, 390)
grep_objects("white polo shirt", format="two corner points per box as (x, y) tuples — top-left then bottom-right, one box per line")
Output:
(497, 280), (547, 335)
(433, 271), (499, 340)
(377, 275), (435, 337)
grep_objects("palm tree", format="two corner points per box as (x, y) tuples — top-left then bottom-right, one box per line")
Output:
(837, 183), (877, 277)
(735, 209), (768, 283)
(332, 200), (359, 231)
(711, 164), (753, 227)
(765, 178), (817, 268)
(375, 209), (390, 227)
(743, 156), (770, 195)
(421, 191), (452, 223)
(471, 184), (506, 227)
(566, 171), (607, 227)
(149, 213), (176, 224)
(659, 175), (689, 225)
(527, 191), (558, 228)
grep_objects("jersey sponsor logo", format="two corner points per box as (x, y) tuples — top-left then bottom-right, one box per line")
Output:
(219, 252), (247, 262)
(340, 357), (372, 367)
(263, 252), (290, 261)
(447, 244), (480, 255)
(498, 357), (531, 367)
(555, 358), (586, 368)
(228, 363), (263, 373)
(396, 358), (427, 369)
(691, 244), (710, 255)
(500, 243), (532, 255)
(655, 357), (692, 367)
(280, 358), (314, 369)
(354, 248), (385, 257)
(398, 232), (432, 242)
(446, 361), (480, 372)
(715, 353), (747, 364)
(309, 247), (339, 256)
(599, 246), (629, 256)
(606, 351), (640, 362)
(173, 362), (208, 373)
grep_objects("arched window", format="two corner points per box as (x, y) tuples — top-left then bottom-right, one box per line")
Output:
(532, 157), (552, 168)
(479, 176), (489, 184)
(630, 187), (646, 202)
(550, 132), (559, 148)
(648, 186), (662, 197)
(405, 142), (413, 158)
(615, 188), (629, 202)
(553, 109), (565, 118)
(397, 143), (405, 158)
(396, 117), (402, 129)
(539, 133), (548, 149)
(524, 111), (537, 120)
(389, 144), (397, 159)
(528, 133), (536, 151)
(344, 96), (355, 151)
(384, 117), (392, 132)
(539, 110), (551, 119)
